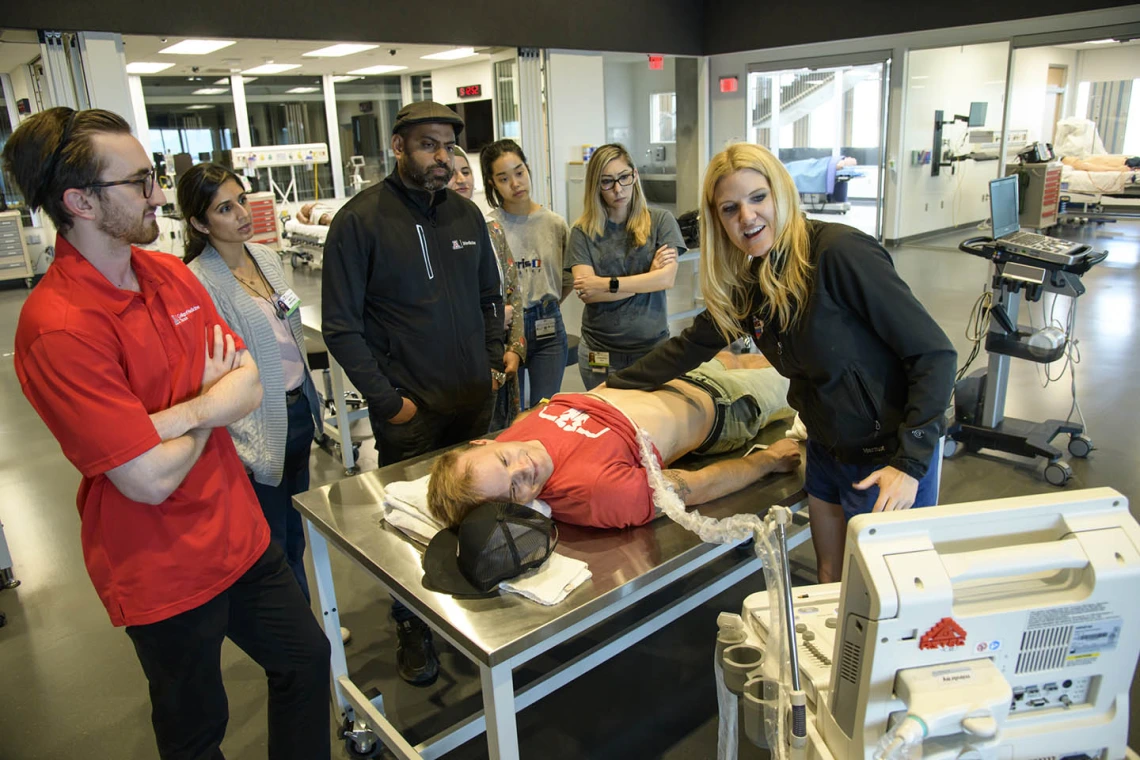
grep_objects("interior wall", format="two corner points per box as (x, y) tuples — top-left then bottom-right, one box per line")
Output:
(546, 51), (606, 223)
(1076, 44), (1140, 82)
(630, 57), (678, 170)
(896, 42), (1008, 239)
(603, 61), (635, 148)
(706, 6), (1140, 241)
(1008, 46), (1079, 144)
(429, 60), (494, 107)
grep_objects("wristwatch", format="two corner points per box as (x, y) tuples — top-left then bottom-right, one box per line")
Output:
(609, 276), (619, 293)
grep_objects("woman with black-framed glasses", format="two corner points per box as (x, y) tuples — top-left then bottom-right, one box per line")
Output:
(567, 143), (686, 390)
(177, 162), (324, 604)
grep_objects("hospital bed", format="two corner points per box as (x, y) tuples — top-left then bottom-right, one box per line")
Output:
(292, 426), (810, 759)
(785, 156), (865, 214)
(283, 217), (330, 269)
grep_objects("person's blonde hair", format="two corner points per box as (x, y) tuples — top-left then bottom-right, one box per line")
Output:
(574, 143), (651, 248)
(700, 143), (813, 341)
(427, 445), (482, 527)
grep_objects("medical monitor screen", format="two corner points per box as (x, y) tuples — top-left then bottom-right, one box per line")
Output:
(968, 101), (988, 127)
(990, 175), (1020, 239)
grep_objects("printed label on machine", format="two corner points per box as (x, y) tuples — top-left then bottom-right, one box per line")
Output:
(1068, 618), (1122, 655)
(1027, 602), (1114, 629)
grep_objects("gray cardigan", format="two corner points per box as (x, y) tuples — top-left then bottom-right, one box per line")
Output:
(188, 242), (323, 486)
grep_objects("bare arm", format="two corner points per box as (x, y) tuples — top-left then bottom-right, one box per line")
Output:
(662, 439), (801, 506)
(571, 264), (634, 303)
(106, 428), (212, 505)
(572, 245), (679, 303)
(105, 327), (263, 505)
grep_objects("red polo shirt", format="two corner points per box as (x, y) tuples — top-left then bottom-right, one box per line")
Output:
(14, 237), (269, 627)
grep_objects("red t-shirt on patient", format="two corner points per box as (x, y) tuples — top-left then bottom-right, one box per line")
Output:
(496, 394), (663, 528)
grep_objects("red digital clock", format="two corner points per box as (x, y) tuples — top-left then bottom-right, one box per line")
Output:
(456, 84), (482, 98)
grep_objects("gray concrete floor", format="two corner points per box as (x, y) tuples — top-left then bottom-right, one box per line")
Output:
(1, 217), (1137, 759)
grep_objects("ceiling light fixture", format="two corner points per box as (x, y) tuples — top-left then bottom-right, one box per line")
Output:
(243, 63), (302, 75)
(347, 64), (407, 75)
(193, 88), (228, 95)
(420, 47), (477, 61)
(126, 61), (176, 74)
(286, 86), (320, 94)
(160, 39), (237, 55)
(215, 77), (257, 85)
(303, 43), (379, 58)
(331, 75), (363, 83)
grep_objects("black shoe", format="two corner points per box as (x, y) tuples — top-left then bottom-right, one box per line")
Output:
(395, 618), (440, 686)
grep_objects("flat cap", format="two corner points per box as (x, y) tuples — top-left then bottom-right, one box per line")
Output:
(392, 100), (465, 137)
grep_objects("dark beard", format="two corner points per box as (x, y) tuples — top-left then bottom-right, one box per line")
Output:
(400, 156), (453, 192)
(98, 202), (159, 245)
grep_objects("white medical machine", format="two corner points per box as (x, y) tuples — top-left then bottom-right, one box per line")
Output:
(232, 143), (330, 206)
(718, 487), (1140, 760)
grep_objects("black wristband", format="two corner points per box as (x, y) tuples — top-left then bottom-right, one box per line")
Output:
(609, 276), (619, 293)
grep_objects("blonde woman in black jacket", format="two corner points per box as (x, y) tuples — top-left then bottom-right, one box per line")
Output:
(608, 143), (956, 583)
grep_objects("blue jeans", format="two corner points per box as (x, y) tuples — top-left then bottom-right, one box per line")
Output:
(576, 337), (656, 391)
(519, 299), (567, 409)
(249, 391), (315, 602)
(804, 439), (940, 521)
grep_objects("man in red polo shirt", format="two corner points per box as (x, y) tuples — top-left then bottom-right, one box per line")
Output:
(3, 108), (331, 760)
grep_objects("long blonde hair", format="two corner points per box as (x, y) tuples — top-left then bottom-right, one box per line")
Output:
(574, 143), (651, 248)
(700, 143), (813, 341)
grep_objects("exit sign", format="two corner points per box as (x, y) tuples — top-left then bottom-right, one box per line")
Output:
(648, 55), (664, 71)
(456, 84), (482, 98)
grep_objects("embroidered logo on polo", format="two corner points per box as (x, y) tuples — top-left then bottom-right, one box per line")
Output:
(538, 406), (610, 439)
(170, 305), (201, 325)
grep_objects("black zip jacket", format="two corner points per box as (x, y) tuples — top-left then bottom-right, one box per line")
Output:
(321, 171), (504, 421)
(608, 221), (956, 480)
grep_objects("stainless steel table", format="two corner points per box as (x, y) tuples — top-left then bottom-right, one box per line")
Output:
(300, 304), (370, 473)
(294, 434), (808, 759)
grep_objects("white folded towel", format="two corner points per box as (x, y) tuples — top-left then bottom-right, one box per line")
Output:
(380, 474), (553, 544)
(499, 552), (592, 605)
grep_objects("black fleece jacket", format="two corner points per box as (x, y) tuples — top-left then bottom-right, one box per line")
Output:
(321, 171), (504, 421)
(608, 221), (956, 480)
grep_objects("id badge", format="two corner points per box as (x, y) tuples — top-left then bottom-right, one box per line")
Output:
(535, 317), (556, 338)
(588, 351), (610, 369)
(274, 288), (301, 317)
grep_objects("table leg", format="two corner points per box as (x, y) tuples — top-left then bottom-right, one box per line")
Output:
(480, 662), (520, 759)
(305, 519), (358, 720)
(327, 354), (358, 474)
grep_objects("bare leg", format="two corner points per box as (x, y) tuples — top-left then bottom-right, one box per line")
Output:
(808, 495), (847, 583)
(714, 351), (772, 371)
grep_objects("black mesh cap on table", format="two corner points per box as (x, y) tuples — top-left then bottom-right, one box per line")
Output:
(422, 501), (558, 597)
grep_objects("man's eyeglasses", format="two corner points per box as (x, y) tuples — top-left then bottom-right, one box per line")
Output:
(85, 168), (156, 198)
(599, 172), (636, 191)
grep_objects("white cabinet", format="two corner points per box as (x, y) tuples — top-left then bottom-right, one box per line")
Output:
(0, 211), (33, 287)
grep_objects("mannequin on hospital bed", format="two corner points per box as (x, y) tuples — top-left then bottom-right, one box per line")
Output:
(296, 202), (335, 226)
(428, 351), (801, 530)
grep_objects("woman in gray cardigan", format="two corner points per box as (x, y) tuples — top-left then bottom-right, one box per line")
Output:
(178, 163), (323, 601)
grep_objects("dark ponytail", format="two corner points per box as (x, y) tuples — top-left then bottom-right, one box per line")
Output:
(176, 162), (246, 263)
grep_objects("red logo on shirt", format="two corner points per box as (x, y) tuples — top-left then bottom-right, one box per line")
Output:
(170, 304), (202, 326)
(538, 406), (610, 439)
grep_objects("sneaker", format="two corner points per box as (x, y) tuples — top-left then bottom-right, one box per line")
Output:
(395, 617), (439, 686)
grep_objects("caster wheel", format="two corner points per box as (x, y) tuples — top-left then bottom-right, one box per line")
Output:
(1067, 434), (1092, 458)
(942, 438), (960, 458)
(343, 735), (383, 758)
(1044, 461), (1072, 487)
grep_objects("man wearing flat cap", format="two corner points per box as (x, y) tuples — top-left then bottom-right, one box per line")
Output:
(321, 100), (504, 686)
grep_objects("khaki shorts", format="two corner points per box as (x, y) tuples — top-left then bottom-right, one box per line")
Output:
(680, 359), (794, 455)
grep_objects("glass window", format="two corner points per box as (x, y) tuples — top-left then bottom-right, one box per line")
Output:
(650, 91), (676, 143)
(330, 76), (403, 194)
(411, 74), (432, 102)
(0, 89), (21, 209)
(141, 76), (239, 169)
(494, 58), (520, 139)
(243, 76), (332, 200)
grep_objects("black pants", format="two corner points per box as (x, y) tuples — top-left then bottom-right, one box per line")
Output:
(125, 543), (332, 760)
(249, 392), (316, 602)
(369, 397), (493, 468)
